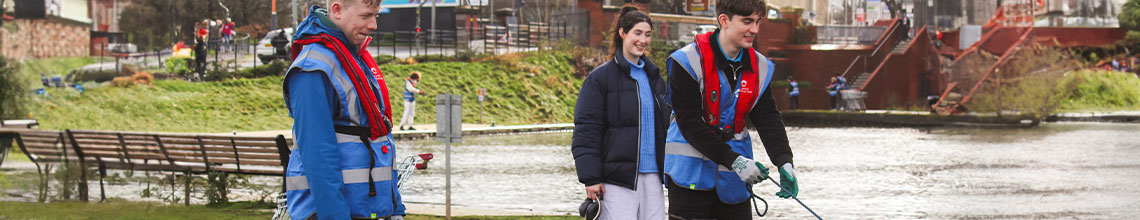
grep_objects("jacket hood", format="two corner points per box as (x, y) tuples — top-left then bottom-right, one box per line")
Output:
(293, 5), (352, 47)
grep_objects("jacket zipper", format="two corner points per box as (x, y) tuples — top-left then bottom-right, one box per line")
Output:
(633, 73), (641, 191)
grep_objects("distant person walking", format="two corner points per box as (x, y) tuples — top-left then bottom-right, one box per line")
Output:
(398, 71), (424, 131)
(194, 20), (209, 78)
(221, 18), (235, 52)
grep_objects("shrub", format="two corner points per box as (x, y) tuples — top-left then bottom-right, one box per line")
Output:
(0, 56), (27, 119)
(411, 54), (454, 63)
(374, 54), (397, 65)
(205, 60), (288, 81)
(165, 57), (194, 78)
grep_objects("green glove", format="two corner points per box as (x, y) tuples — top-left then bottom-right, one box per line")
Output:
(775, 163), (798, 198)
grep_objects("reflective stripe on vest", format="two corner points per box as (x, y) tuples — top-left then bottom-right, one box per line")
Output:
(403, 79), (416, 101)
(285, 166), (396, 191)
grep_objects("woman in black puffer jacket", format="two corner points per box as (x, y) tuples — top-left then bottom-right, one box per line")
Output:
(571, 6), (671, 220)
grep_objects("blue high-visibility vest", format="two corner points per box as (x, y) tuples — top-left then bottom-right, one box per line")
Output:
(664, 42), (773, 204)
(789, 81), (800, 96)
(283, 43), (402, 220)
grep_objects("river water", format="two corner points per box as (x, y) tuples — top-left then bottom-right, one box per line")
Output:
(3, 122), (1138, 219)
(396, 122), (1140, 219)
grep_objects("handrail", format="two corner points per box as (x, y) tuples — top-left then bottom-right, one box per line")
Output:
(856, 25), (930, 91)
(841, 19), (902, 79)
(840, 55), (864, 79)
(869, 20), (902, 62)
(960, 26), (1035, 105)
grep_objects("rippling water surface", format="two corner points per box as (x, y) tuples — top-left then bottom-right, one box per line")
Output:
(398, 122), (1140, 219)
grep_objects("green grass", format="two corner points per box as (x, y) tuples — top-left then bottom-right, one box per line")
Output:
(380, 51), (582, 125)
(27, 77), (292, 133)
(16, 56), (106, 88)
(0, 201), (576, 220)
(22, 50), (583, 133)
(1057, 70), (1140, 112)
(0, 201), (275, 220)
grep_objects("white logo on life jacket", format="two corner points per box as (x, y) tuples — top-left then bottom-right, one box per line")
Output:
(740, 79), (752, 95)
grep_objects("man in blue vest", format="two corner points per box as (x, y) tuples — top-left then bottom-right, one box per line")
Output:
(282, 1), (406, 219)
(788, 76), (800, 110)
(664, 0), (798, 219)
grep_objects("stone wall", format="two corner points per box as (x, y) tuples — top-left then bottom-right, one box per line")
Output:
(1, 16), (91, 61)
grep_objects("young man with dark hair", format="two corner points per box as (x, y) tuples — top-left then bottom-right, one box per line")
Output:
(282, 0), (407, 219)
(663, 0), (799, 219)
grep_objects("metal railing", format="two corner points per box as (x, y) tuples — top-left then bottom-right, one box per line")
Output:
(815, 25), (887, 45)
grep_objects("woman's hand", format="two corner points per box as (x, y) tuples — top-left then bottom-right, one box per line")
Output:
(584, 184), (605, 200)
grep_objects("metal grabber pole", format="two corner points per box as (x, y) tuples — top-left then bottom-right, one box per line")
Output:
(752, 174), (823, 220)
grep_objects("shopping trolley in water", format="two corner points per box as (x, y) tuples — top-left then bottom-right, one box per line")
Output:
(839, 89), (866, 112)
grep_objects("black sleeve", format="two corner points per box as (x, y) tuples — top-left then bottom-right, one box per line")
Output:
(670, 61), (740, 168)
(749, 85), (794, 167)
(571, 73), (606, 186)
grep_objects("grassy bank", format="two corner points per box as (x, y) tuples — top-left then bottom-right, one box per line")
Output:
(26, 77), (291, 132)
(1057, 70), (1140, 112)
(380, 51), (581, 125)
(0, 201), (576, 220)
(15, 56), (105, 88)
(21, 50), (582, 133)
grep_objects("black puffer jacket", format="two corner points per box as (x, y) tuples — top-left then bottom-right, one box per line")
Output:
(572, 53), (671, 190)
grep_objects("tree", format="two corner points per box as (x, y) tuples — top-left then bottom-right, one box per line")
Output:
(0, 56), (25, 120)
(650, 0), (687, 14)
(120, 0), (298, 51)
(1121, 0), (1140, 31)
(883, 0), (903, 18)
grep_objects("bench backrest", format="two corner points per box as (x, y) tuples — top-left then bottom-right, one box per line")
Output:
(158, 133), (288, 175)
(66, 129), (184, 172)
(6, 128), (293, 176)
(2, 128), (76, 164)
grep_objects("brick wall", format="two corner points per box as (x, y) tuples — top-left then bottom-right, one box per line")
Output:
(1, 16), (91, 61)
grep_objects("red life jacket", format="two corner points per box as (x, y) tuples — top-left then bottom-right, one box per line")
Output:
(291, 34), (393, 139)
(693, 32), (763, 134)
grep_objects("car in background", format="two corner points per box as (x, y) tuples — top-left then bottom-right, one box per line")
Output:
(677, 24), (718, 45)
(256, 28), (294, 64)
(106, 43), (138, 53)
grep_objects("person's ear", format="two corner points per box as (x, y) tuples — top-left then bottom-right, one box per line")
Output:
(718, 14), (729, 28)
(618, 27), (627, 40)
(330, 2), (342, 20)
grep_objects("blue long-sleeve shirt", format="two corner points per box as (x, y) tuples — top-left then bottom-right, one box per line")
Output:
(629, 58), (658, 173)
(286, 69), (350, 220)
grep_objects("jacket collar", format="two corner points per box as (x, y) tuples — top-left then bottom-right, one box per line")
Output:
(612, 49), (660, 80)
(708, 30), (752, 73)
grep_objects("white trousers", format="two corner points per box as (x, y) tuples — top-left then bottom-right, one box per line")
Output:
(600, 173), (666, 220)
(398, 100), (415, 127)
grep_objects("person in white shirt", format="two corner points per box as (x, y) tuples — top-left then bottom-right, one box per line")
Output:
(399, 71), (424, 130)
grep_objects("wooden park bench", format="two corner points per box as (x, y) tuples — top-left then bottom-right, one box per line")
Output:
(0, 128), (293, 204)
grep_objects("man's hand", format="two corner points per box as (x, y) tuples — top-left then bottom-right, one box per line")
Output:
(731, 156), (769, 184)
(584, 184), (605, 200)
(418, 90), (425, 94)
(776, 163), (799, 198)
